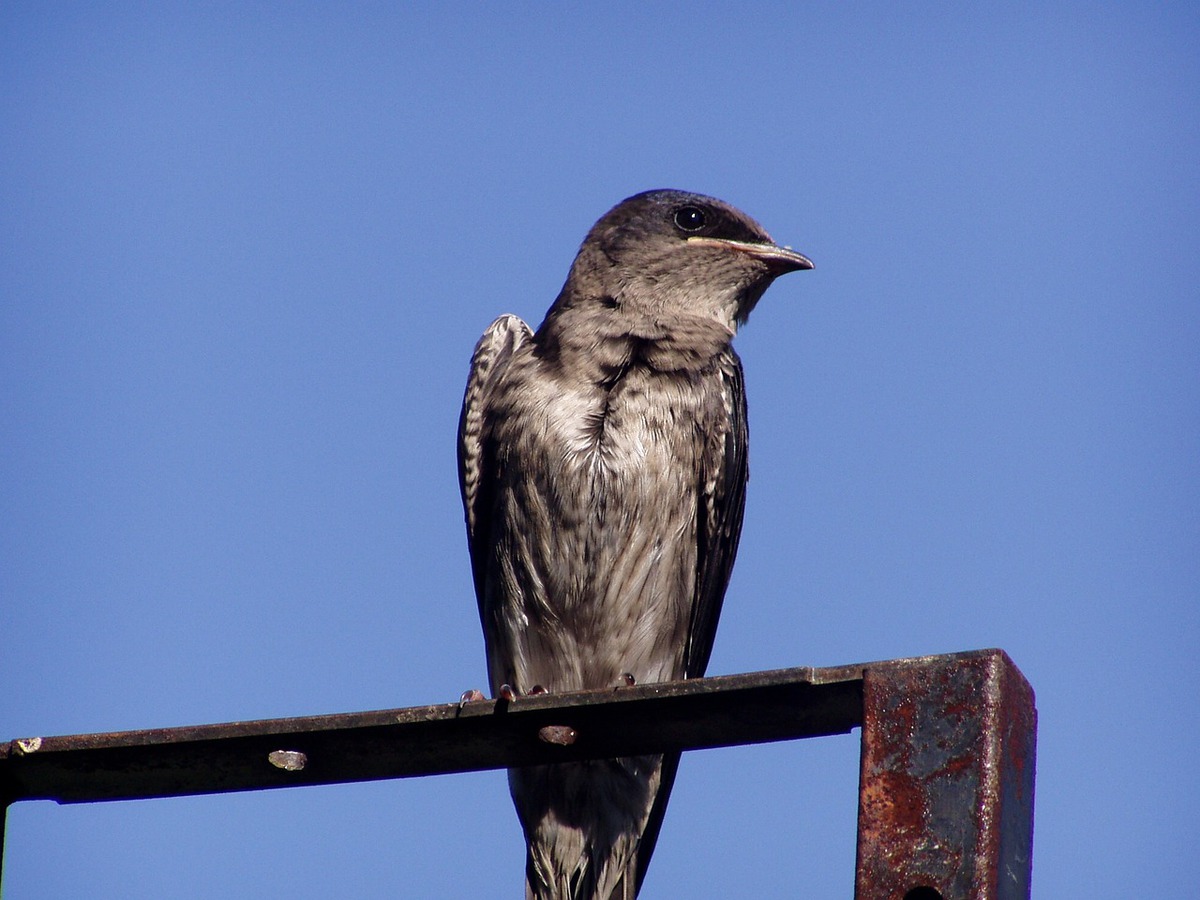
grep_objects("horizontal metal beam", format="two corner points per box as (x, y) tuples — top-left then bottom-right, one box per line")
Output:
(0, 662), (866, 805)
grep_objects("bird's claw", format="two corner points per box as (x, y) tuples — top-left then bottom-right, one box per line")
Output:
(498, 683), (547, 701)
(458, 689), (486, 710)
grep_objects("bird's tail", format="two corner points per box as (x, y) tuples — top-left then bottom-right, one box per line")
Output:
(514, 752), (681, 900)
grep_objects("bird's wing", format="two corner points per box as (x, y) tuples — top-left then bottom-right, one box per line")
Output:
(684, 347), (750, 679)
(457, 314), (533, 612)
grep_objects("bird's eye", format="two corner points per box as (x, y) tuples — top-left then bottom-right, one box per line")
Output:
(673, 206), (707, 232)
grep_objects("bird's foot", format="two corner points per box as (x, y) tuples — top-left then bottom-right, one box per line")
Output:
(458, 689), (486, 710)
(496, 683), (547, 702)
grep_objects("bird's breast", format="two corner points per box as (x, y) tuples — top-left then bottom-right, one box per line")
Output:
(487, 352), (736, 691)
(554, 368), (701, 482)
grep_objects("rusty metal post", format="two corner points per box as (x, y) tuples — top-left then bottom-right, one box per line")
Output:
(855, 650), (1037, 900)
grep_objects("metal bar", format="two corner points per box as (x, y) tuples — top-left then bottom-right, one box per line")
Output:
(1, 649), (1036, 897)
(0, 664), (864, 806)
(854, 650), (1037, 900)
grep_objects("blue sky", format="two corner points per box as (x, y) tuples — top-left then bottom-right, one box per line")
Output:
(2, 4), (1196, 897)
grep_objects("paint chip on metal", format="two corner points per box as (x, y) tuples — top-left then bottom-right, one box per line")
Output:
(267, 750), (307, 771)
(537, 725), (578, 746)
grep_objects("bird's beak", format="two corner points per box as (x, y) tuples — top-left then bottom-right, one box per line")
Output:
(687, 236), (814, 275)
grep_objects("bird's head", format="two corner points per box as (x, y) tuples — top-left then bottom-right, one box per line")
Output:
(555, 189), (813, 331)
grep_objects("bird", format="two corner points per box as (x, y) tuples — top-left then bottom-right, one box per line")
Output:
(457, 189), (812, 899)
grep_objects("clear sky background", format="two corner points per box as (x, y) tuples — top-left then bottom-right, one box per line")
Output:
(2, 4), (1196, 897)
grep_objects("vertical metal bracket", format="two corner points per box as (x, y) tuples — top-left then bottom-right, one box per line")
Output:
(855, 650), (1037, 900)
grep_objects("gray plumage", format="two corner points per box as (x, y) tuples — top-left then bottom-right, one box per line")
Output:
(458, 189), (812, 899)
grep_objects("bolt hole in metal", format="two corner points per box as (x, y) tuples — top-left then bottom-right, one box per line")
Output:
(903, 888), (944, 900)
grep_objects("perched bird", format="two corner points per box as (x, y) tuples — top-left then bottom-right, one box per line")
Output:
(458, 189), (812, 899)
